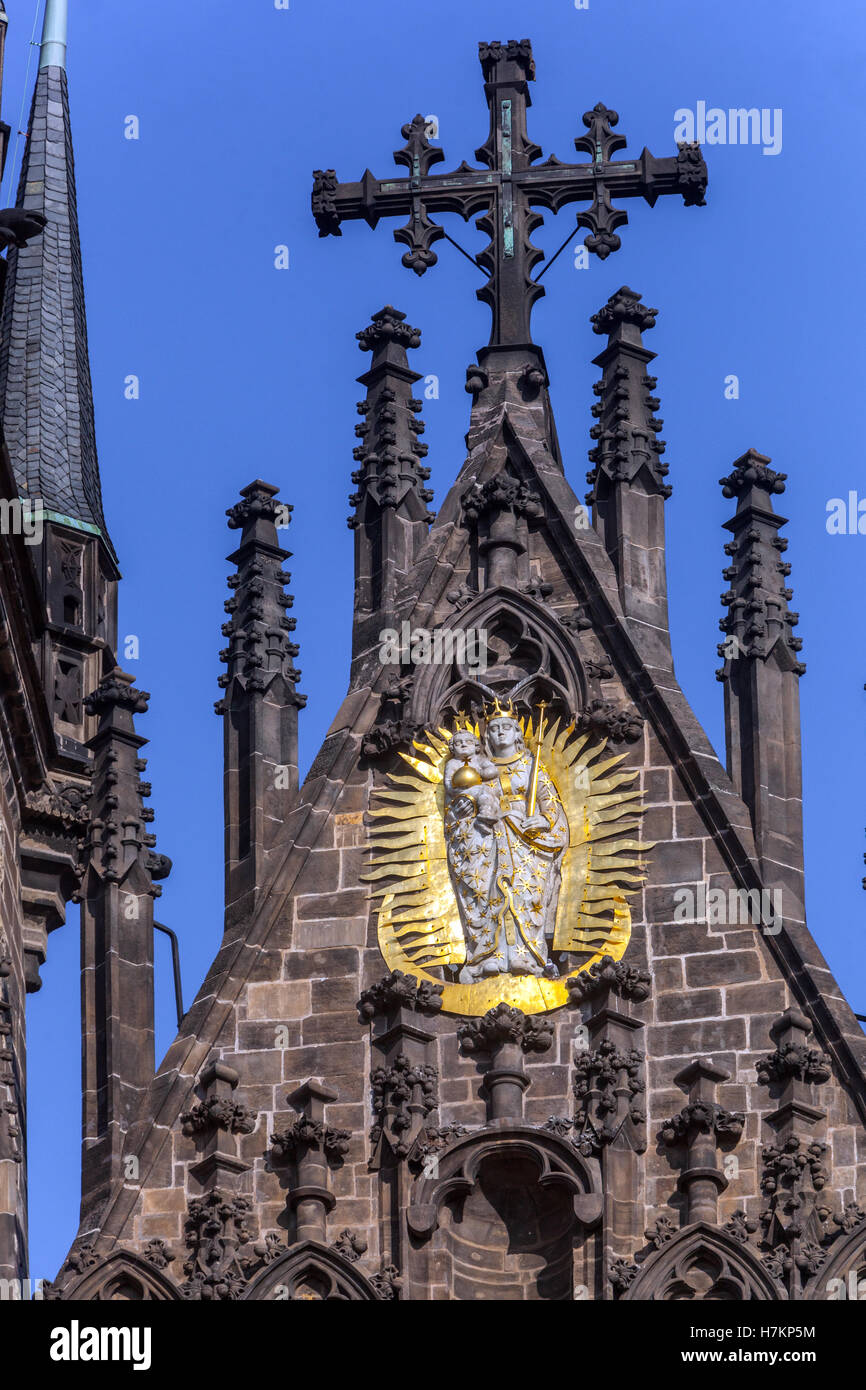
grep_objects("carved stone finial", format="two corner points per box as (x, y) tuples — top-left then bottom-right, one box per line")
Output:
(458, 1001), (553, 1056)
(719, 449), (786, 499)
(271, 1079), (349, 1160)
(590, 285), (657, 336)
(82, 670), (169, 893)
(458, 1003), (552, 1123)
(356, 304), (421, 353)
(754, 1008), (829, 1150)
(350, 305), (433, 524)
(83, 666), (149, 719)
(659, 1099), (745, 1146)
(756, 1008), (831, 1088)
(225, 479), (289, 531)
(182, 1062), (257, 1139)
(659, 1058), (743, 1226)
(357, 970), (444, 1022)
(460, 473), (542, 526)
(566, 953), (651, 1005)
(460, 471), (543, 589)
(217, 479), (304, 714)
(586, 290), (670, 506)
(184, 1061), (256, 1189)
(575, 699), (644, 745)
(271, 1079), (350, 1244)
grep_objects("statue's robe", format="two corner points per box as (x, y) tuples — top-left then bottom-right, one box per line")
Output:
(444, 750), (568, 982)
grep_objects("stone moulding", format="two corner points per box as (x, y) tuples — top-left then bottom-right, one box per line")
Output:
(620, 1223), (786, 1302)
(801, 1220), (866, 1301)
(240, 1240), (383, 1301)
(406, 1124), (601, 1241)
(53, 1249), (182, 1302)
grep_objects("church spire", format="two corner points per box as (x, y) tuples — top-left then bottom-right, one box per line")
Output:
(0, 0), (118, 770)
(39, 0), (67, 69)
(586, 286), (672, 667)
(0, 0), (112, 550)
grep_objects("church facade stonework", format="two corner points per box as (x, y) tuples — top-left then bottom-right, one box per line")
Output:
(0, 20), (864, 1303)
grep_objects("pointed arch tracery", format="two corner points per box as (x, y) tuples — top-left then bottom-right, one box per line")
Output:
(59, 1250), (182, 1302)
(241, 1240), (382, 1301)
(802, 1223), (866, 1301)
(409, 587), (587, 729)
(622, 1223), (785, 1301)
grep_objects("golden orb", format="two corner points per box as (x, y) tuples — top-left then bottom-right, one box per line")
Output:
(452, 759), (482, 789)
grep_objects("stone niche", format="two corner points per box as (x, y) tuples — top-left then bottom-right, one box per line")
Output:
(443, 1151), (578, 1300)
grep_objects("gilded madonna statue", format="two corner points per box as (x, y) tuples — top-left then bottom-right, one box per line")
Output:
(365, 695), (651, 1016)
(442, 711), (568, 983)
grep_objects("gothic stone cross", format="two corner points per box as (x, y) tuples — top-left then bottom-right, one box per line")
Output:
(312, 39), (707, 349)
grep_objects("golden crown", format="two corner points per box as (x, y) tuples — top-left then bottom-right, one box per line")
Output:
(482, 694), (517, 720)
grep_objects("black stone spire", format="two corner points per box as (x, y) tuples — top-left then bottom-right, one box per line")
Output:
(350, 305), (433, 525)
(349, 306), (433, 664)
(0, 19), (112, 551)
(586, 286), (672, 668)
(718, 450), (804, 674)
(718, 449), (805, 912)
(79, 667), (170, 1221)
(217, 481), (305, 928)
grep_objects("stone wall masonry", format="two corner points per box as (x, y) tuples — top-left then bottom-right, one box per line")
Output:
(102, 715), (866, 1297)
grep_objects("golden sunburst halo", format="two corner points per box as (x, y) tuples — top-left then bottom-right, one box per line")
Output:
(362, 716), (653, 1016)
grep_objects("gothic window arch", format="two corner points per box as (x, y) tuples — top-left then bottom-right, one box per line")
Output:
(241, 1241), (382, 1301)
(803, 1223), (866, 1301)
(622, 1224), (785, 1302)
(409, 590), (587, 730)
(60, 1251), (181, 1302)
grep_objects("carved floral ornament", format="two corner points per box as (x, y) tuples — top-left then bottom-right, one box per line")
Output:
(363, 696), (652, 1016)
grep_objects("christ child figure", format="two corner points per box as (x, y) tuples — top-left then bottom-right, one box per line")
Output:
(443, 729), (500, 826)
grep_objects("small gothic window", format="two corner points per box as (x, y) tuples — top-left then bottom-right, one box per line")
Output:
(63, 595), (80, 626)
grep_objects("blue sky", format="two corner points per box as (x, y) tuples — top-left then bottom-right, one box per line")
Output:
(8, 0), (865, 1279)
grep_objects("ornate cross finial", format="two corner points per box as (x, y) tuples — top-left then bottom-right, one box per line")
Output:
(312, 39), (707, 349)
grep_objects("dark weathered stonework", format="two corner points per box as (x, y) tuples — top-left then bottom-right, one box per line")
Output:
(0, 23), (863, 1304)
(0, 7), (130, 1283)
